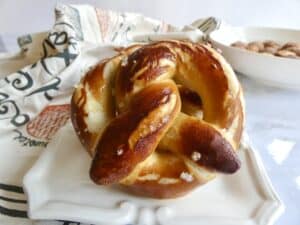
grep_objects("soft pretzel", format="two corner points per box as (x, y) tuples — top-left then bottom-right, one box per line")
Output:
(71, 40), (245, 198)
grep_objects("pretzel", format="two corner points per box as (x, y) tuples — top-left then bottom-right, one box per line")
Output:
(71, 40), (245, 198)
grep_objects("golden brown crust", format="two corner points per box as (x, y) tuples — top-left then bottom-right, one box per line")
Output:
(178, 116), (241, 173)
(122, 179), (200, 199)
(90, 81), (181, 184)
(71, 46), (142, 156)
(71, 40), (245, 198)
(71, 62), (105, 156)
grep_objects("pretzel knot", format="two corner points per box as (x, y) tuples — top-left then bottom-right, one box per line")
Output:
(71, 40), (245, 198)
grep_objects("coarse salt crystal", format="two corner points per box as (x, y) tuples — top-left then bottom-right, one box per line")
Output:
(121, 57), (128, 66)
(180, 172), (194, 182)
(162, 116), (169, 123)
(138, 173), (160, 181)
(191, 151), (201, 161)
(158, 177), (179, 185)
(161, 95), (169, 103)
(149, 124), (156, 132)
(117, 148), (124, 156)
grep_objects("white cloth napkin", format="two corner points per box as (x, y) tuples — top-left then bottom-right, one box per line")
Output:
(0, 4), (220, 225)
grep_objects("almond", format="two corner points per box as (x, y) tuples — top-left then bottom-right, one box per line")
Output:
(231, 41), (247, 49)
(275, 50), (297, 58)
(247, 41), (264, 52)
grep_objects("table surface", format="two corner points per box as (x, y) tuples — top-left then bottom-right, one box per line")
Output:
(0, 1), (300, 224)
(239, 75), (300, 225)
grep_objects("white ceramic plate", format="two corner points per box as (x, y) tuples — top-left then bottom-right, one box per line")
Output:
(209, 26), (300, 90)
(23, 122), (284, 225)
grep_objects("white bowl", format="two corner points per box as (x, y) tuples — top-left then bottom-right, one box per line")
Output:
(209, 26), (300, 90)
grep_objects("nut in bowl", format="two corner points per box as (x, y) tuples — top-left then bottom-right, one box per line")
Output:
(209, 26), (300, 90)
(71, 40), (245, 198)
(231, 40), (300, 58)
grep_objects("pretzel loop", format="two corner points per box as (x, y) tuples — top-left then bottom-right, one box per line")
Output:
(71, 40), (245, 198)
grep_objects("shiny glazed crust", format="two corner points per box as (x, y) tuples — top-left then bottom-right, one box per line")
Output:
(71, 40), (245, 198)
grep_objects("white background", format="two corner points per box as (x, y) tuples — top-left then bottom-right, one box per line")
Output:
(1, 0), (300, 34)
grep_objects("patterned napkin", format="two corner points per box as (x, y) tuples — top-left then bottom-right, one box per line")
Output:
(0, 4), (219, 225)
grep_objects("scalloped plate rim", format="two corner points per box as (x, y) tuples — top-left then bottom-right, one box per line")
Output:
(23, 125), (284, 225)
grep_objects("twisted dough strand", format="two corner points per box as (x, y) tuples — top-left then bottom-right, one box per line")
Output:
(71, 40), (245, 198)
